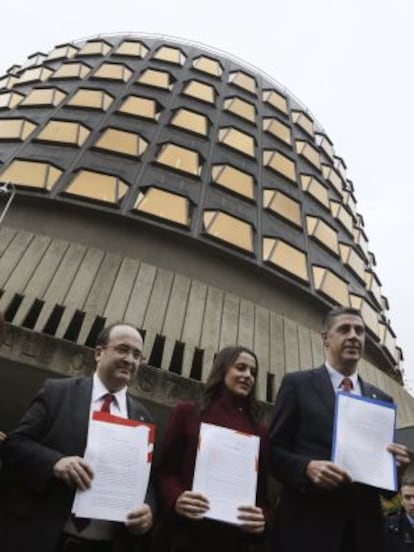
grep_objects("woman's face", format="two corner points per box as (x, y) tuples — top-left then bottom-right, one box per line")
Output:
(224, 352), (257, 397)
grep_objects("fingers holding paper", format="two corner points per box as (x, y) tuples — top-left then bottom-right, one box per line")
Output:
(53, 456), (94, 490)
(387, 442), (411, 468)
(125, 504), (153, 535)
(175, 491), (209, 519)
(306, 460), (352, 490)
(238, 505), (265, 534)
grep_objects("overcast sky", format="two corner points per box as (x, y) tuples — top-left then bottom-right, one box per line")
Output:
(1, 0), (413, 388)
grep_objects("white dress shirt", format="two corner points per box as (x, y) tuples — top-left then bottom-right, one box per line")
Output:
(325, 362), (361, 396)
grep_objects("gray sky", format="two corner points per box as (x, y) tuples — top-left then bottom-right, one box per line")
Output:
(1, 0), (413, 388)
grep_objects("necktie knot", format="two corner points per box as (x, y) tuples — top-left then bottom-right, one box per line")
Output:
(100, 392), (115, 412)
(341, 377), (353, 393)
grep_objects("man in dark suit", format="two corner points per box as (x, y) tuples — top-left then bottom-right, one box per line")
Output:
(385, 479), (414, 551)
(2, 322), (155, 552)
(269, 306), (410, 552)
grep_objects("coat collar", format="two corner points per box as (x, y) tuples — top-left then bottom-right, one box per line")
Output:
(310, 365), (375, 416)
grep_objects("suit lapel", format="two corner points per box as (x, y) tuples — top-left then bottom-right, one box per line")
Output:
(126, 393), (146, 422)
(359, 377), (380, 400)
(310, 365), (336, 416)
(70, 377), (93, 455)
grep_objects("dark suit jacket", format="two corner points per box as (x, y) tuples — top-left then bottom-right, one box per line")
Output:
(269, 365), (393, 552)
(385, 509), (414, 551)
(1, 376), (154, 552)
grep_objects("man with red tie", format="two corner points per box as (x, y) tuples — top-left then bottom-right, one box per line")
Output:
(2, 323), (154, 552)
(269, 306), (410, 552)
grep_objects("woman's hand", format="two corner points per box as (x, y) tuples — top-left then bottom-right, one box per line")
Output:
(238, 505), (265, 534)
(175, 491), (209, 520)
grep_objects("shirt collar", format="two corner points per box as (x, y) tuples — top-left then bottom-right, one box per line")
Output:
(92, 372), (127, 407)
(325, 362), (359, 392)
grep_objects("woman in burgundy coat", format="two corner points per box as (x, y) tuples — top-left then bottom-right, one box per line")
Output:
(155, 345), (268, 552)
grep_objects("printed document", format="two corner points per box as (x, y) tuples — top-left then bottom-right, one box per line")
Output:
(72, 411), (154, 522)
(332, 392), (397, 491)
(192, 422), (259, 525)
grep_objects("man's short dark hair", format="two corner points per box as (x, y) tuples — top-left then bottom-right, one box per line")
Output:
(95, 322), (141, 347)
(401, 478), (414, 488)
(323, 306), (363, 331)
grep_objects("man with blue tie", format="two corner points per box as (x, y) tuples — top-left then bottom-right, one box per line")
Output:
(2, 322), (154, 552)
(269, 306), (410, 552)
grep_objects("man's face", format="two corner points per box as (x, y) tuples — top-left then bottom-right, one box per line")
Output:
(95, 325), (143, 392)
(401, 485), (414, 517)
(322, 313), (365, 374)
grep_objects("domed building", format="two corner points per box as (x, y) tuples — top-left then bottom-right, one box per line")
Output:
(0, 33), (412, 430)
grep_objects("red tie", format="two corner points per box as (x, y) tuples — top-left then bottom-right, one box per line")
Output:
(341, 377), (353, 392)
(100, 393), (115, 413)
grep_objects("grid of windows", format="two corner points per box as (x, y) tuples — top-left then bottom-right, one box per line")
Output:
(0, 34), (395, 366)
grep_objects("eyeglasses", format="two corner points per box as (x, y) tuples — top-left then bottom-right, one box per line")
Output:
(102, 344), (142, 361)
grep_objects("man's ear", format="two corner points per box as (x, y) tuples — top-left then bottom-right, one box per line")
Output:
(321, 331), (329, 347)
(94, 346), (103, 362)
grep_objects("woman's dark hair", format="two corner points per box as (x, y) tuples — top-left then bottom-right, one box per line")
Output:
(201, 345), (261, 426)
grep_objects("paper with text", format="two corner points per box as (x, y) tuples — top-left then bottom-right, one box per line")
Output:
(332, 392), (397, 491)
(192, 423), (259, 525)
(72, 412), (154, 522)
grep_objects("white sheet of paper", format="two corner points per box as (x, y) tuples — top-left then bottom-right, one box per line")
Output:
(192, 423), (259, 525)
(72, 412), (153, 522)
(332, 392), (397, 491)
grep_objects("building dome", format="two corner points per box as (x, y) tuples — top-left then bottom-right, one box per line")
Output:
(0, 33), (412, 426)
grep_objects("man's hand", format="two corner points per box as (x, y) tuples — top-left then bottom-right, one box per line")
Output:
(53, 456), (94, 490)
(125, 504), (153, 535)
(0, 431), (6, 443)
(387, 443), (411, 469)
(238, 505), (265, 534)
(306, 460), (351, 490)
(175, 491), (209, 520)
